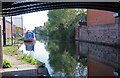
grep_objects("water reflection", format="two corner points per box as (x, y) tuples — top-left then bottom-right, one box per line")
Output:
(75, 41), (120, 77)
(46, 40), (87, 76)
(24, 42), (35, 51)
(19, 40), (87, 76)
(19, 38), (120, 77)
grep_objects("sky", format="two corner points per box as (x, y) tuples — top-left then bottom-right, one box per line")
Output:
(22, 10), (48, 30)
(4, 10), (48, 31)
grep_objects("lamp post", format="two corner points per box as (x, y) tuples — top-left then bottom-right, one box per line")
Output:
(3, 17), (6, 46)
(11, 16), (13, 45)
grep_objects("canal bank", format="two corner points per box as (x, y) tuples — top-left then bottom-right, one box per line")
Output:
(3, 45), (38, 65)
(2, 53), (38, 76)
(1, 43), (50, 77)
(1, 44), (37, 72)
(1, 45), (38, 77)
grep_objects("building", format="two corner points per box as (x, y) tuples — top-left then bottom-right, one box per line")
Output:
(87, 9), (116, 26)
(0, 19), (26, 39)
(76, 9), (120, 45)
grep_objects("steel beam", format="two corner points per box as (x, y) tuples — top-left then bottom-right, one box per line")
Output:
(2, 2), (120, 16)
(2, 2), (120, 13)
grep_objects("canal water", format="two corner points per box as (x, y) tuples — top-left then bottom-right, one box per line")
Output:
(19, 36), (120, 77)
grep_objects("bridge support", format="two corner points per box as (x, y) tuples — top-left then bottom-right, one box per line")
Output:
(0, 25), (3, 69)
(3, 17), (6, 46)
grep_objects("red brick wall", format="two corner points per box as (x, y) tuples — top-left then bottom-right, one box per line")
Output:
(0, 20), (17, 38)
(0, 20), (12, 38)
(78, 23), (119, 45)
(0, 20), (26, 38)
(6, 21), (11, 38)
(87, 9), (116, 26)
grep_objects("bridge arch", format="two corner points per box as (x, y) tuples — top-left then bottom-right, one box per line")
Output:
(2, 2), (120, 16)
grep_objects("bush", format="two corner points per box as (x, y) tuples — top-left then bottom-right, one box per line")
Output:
(21, 55), (39, 65)
(3, 59), (12, 68)
(39, 63), (45, 68)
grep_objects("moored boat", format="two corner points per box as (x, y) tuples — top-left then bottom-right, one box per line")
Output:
(24, 31), (35, 42)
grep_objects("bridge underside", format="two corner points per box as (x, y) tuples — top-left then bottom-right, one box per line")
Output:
(1, 2), (120, 16)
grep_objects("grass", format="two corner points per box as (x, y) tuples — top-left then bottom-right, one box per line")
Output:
(3, 45), (19, 56)
(14, 36), (25, 44)
(19, 55), (39, 65)
(6, 38), (11, 42)
(6, 38), (15, 42)
(3, 45), (39, 65)
(6, 36), (25, 44)
(16, 36), (25, 40)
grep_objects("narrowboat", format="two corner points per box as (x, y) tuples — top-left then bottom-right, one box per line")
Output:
(24, 31), (35, 42)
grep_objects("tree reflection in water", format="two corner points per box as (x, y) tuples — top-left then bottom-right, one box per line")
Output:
(46, 40), (87, 76)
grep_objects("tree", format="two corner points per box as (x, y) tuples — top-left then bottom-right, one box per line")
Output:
(46, 9), (77, 40)
(46, 9), (87, 40)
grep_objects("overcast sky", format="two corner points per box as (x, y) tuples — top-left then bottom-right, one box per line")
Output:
(22, 10), (48, 30)
(4, 10), (48, 31)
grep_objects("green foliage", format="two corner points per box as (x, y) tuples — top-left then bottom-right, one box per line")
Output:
(46, 40), (88, 76)
(46, 9), (87, 40)
(39, 63), (45, 68)
(72, 9), (87, 26)
(17, 32), (20, 34)
(46, 9), (77, 40)
(21, 55), (39, 65)
(20, 36), (25, 41)
(38, 28), (48, 36)
(3, 45), (39, 65)
(6, 38), (11, 42)
(3, 59), (12, 68)
(3, 45), (19, 56)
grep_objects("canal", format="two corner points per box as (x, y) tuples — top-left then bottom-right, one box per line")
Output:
(19, 36), (120, 77)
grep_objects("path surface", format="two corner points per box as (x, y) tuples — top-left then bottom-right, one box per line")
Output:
(0, 53), (50, 77)
(3, 53), (28, 65)
(0, 53), (38, 76)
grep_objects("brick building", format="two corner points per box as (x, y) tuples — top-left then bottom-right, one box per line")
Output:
(87, 9), (116, 26)
(76, 9), (120, 45)
(0, 19), (26, 39)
